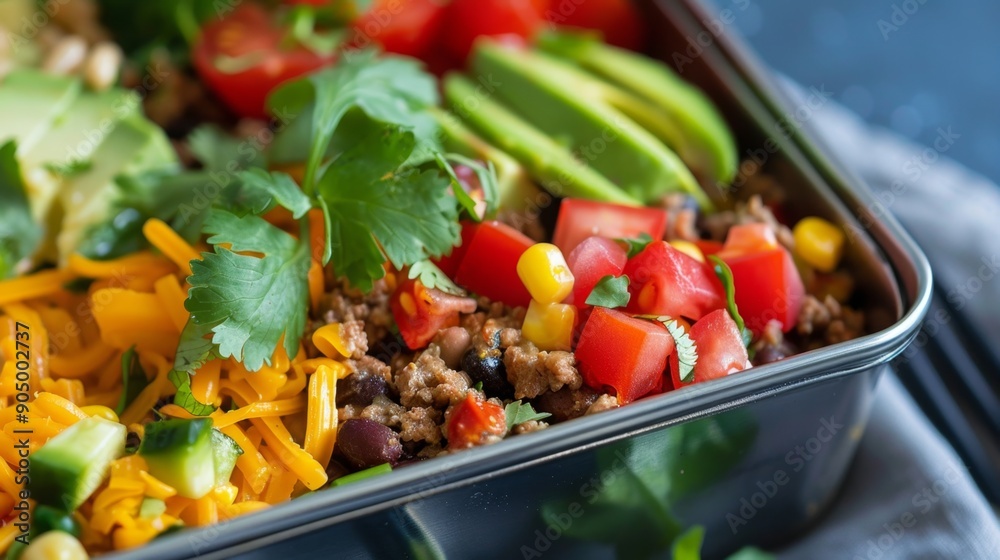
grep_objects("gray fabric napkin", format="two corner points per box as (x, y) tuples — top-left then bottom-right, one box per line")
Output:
(776, 83), (1000, 560)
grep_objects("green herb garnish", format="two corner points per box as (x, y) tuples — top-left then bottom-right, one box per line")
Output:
(641, 315), (698, 383)
(616, 232), (654, 258)
(505, 401), (551, 432)
(585, 275), (632, 308)
(116, 346), (151, 416)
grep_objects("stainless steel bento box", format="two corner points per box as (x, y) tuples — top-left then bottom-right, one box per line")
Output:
(117, 0), (933, 558)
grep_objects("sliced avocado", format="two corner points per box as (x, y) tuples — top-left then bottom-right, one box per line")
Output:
(0, 70), (82, 154)
(430, 107), (542, 213)
(56, 112), (177, 262)
(211, 428), (243, 486)
(538, 31), (738, 187)
(444, 74), (638, 206)
(472, 41), (708, 208)
(139, 418), (216, 499)
(29, 416), (127, 511)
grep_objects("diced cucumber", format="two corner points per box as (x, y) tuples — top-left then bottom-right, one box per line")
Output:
(139, 418), (216, 499)
(211, 428), (243, 486)
(29, 416), (126, 511)
(139, 497), (167, 519)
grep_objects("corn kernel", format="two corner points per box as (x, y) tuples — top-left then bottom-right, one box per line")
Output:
(669, 240), (705, 263)
(82, 405), (119, 423)
(522, 300), (576, 351)
(793, 217), (845, 273)
(517, 243), (574, 304)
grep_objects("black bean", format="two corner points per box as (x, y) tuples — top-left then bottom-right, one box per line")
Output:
(336, 371), (389, 408)
(535, 387), (599, 423)
(462, 347), (513, 399)
(336, 419), (403, 469)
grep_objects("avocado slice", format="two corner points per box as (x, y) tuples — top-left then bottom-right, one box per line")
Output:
(430, 106), (543, 213)
(56, 112), (177, 262)
(471, 41), (708, 208)
(0, 70), (82, 155)
(444, 74), (638, 206)
(538, 32), (738, 187)
(29, 416), (127, 511)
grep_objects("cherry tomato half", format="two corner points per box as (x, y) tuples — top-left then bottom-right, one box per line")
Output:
(351, 0), (448, 58)
(442, 0), (546, 63)
(193, 4), (334, 119)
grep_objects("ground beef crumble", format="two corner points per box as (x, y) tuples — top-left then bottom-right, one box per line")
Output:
(797, 295), (866, 347)
(395, 345), (471, 409)
(504, 342), (582, 400)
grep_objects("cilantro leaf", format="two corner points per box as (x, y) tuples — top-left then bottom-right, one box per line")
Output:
(586, 275), (631, 308)
(316, 120), (459, 292)
(115, 346), (151, 416)
(505, 400), (551, 432)
(167, 320), (218, 416)
(433, 153), (501, 220)
(408, 260), (466, 296)
(642, 315), (698, 383)
(617, 232), (655, 259)
(185, 209), (311, 371)
(0, 141), (42, 278)
(671, 526), (705, 560)
(238, 169), (312, 219)
(188, 125), (265, 173)
(708, 256), (746, 334)
(268, 50), (440, 193)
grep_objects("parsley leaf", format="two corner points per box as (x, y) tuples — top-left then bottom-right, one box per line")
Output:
(186, 209), (311, 371)
(115, 346), (151, 416)
(586, 275), (631, 308)
(642, 315), (698, 383)
(708, 256), (745, 333)
(408, 260), (466, 296)
(316, 120), (459, 292)
(268, 50), (440, 194)
(505, 400), (551, 432)
(238, 169), (312, 219)
(617, 232), (654, 259)
(0, 141), (41, 278)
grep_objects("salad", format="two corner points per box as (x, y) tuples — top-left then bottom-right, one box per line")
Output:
(0, 0), (865, 557)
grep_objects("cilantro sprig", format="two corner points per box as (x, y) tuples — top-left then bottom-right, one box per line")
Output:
(616, 232), (654, 259)
(708, 256), (753, 346)
(505, 401), (551, 432)
(0, 141), (41, 279)
(640, 315), (699, 383)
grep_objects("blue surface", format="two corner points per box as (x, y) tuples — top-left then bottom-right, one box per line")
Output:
(723, 0), (1000, 185)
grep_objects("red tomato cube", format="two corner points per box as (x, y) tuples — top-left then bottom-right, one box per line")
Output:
(454, 221), (534, 308)
(624, 241), (725, 321)
(552, 199), (668, 255)
(566, 236), (629, 306)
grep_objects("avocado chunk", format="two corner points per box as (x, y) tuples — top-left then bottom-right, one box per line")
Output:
(0, 70), (82, 155)
(430, 107), (542, 213)
(56, 112), (177, 262)
(29, 416), (127, 511)
(471, 41), (707, 208)
(538, 31), (738, 187)
(139, 418), (216, 499)
(444, 74), (638, 206)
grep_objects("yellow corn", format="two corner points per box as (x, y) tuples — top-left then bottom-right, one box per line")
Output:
(669, 240), (705, 263)
(522, 300), (576, 351)
(517, 243), (574, 304)
(81, 405), (120, 423)
(793, 217), (845, 273)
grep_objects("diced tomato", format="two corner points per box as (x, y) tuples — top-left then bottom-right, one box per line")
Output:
(553, 199), (668, 255)
(433, 221), (477, 279)
(566, 236), (628, 306)
(693, 239), (724, 257)
(719, 224), (805, 334)
(447, 393), (507, 449)
(192, 4), (334, 119)
(390, 278), (478, 350)
(351, 0), (448, 58)
(576, 308), (675, 404)
(454, 221), (534, 308)
(442, 0), (546, 63)
(670, 310), (750, 389)
(543, 0), (648, 51)
(623, 241), (725, 321)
